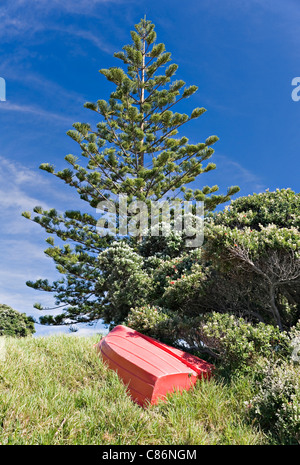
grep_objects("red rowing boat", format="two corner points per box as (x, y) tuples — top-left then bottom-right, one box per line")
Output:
(94, 325), (213, 407)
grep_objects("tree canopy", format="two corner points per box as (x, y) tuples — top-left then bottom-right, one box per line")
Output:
(23, 18), (239, 327)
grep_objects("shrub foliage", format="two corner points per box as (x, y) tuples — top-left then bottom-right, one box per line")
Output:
(0, 304), (35, 337)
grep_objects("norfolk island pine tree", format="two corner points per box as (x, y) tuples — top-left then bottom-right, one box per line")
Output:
(22, 18), (240, 327)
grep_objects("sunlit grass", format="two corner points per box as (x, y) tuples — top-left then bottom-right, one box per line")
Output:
(0, 334), (266, 445)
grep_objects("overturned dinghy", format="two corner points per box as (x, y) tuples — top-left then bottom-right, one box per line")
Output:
(94, 325), (213, 407)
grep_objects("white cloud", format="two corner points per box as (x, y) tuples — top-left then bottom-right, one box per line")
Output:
(0, 102), (74, 124)
(0, 157), (60, 313)
(0, 154), (104, 336)
(213, 154), (266, 194)
(0, 160), (69, 334)
(0, 0), (129, 49)
(55, 26), (115, 54)
(206, 0), (300, 49)
(0, 244), (59, 321)
(0, 155), (82, 236)
(0, 156), (51, 219)
(0, 250), (107, 338)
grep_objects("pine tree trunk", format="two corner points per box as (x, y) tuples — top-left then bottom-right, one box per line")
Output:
(137, 35), (146, 243)
(139, 35), (145, 169)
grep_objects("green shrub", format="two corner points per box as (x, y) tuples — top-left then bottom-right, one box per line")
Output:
(125, 305), (169, 336)
(0, 304), (35, 337)
(212, 188), (300, 230)
(158, 262), (208, 316)
(95, 242), (152, 325)
(139, 228), (185, 259)
(246, 361), (300, 444)
(196, 313), (291, 373)
(203, 223), (300, 329)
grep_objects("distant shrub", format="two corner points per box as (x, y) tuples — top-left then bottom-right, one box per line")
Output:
(0, 304), (35, 337)
(247, 361), (300, 444)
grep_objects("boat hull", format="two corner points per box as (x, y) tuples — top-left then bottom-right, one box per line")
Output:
(95, 325), (213, 407)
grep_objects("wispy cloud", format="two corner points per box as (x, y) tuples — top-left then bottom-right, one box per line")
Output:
(0, 0), (129, 49)
(0, 101), (74, 124)
(0, 155), (78, 235)
(204, 0), (300, 51)
(0, 57), (85, 105)
(0, 245), (66, 327)
(0, 57), (88, 128)
(0, 0), (124, 124)
(0, 156), (50, 210)
(54, 26), (115, 55)
(213, 154), (266, 194)
(0, 154), (93, 333)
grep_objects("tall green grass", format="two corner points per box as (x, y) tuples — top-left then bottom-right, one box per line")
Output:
(0, 334), (266, 445)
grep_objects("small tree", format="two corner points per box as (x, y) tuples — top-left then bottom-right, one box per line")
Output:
(24, 18), (239, 327)
(0, 304), (35, 337)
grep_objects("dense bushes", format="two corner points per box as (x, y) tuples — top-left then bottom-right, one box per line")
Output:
(0, 304), (35, 337)
(247, 361), (300, 444)
(202, 189), (300, 329)
(212, 188), (300, 230)
(94, 189), (299, 335)
(76, 190), (298, 332)
(26, 189), (300, 441)
(96, 242), (152, 326)
(125, 307), (300, 443)
(195, 312), (292, 372)
(19, 188), (300, 442)
(125, 308), (299, 373)
(120, 189), (300, 442)
(203, 223), (300, 329)
(125, 304), (169, 337)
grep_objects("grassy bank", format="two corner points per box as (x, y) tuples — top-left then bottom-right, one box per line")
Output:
(0, 334), (266, 445)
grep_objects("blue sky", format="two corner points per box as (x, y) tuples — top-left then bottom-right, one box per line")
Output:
(0, 0), (299, 336)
